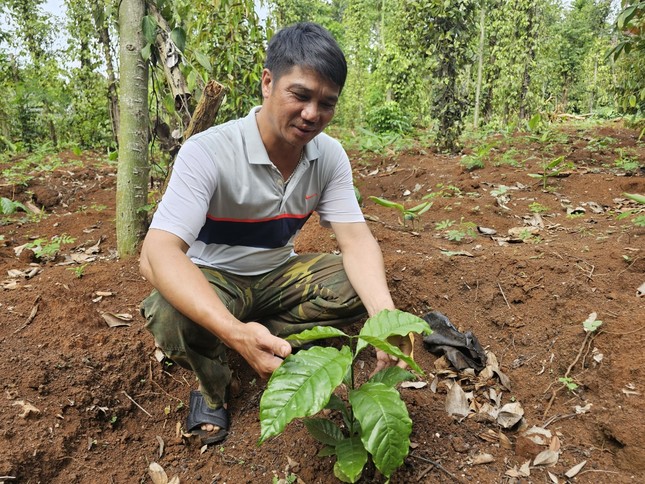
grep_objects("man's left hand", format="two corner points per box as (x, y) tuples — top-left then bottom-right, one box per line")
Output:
(372, 333), (414, 376)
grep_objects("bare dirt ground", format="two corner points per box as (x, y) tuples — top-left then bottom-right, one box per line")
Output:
(1, 121), (644, 483)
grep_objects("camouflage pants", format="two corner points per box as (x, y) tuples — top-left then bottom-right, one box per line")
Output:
(140, 253), (366, 408)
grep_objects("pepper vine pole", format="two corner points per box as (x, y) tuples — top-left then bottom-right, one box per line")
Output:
(116, 0), (150, 257)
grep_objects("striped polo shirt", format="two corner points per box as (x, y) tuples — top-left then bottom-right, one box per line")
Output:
(150, 107), (364, 276)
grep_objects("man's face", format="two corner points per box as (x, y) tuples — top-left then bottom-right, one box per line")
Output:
(259, 65), (340, 151)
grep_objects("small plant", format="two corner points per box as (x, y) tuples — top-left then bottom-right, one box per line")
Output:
(1, 197), (27, 215)
(435, 217), (477, 242)
(369, 196), (432, 228)
(529, 202), (549, 213)
(614, 148), (640, 173)
(617, 192), (645, 227)
(528, 156), (572, 190)
(67, 263), (88, 279)
(25, 234), (76, 260)
(434, 219), (455, 230)
(495, 148), (523, 167)
(461, 142), (494, 171)
(259, 309), (431, 483)
(558, 377), (579, 392)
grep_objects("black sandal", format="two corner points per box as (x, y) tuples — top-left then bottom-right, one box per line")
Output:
(185, 390), (229, 445)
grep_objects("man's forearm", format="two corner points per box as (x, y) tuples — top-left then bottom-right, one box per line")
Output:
(340, 233), (395, 316)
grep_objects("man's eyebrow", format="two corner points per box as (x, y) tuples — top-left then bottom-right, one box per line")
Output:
(289, 84), (339, 102)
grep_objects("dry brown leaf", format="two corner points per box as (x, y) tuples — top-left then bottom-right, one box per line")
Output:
(565, 460), (587, 478)
(95, 291), (114, 297)
(523, 426), (552, 445)
(519, 460), (531, 476)
(497, 402), (524, 428)
(156, 435), (165, 458)
(148, 462), (168, 484)
(472, 453), (495, 465)
(200, 444), (208, 454)
(477, 429), (499, 443)
(168, 478), (180, 484)
(401, 381), (428, 389)
(533, 449), (559, 467)
(499, 431), (512, 449)
(549, 435), (561, 452)
(547, 471), (559, 483)
(101, 312), (133, 328)
(445, 381), (470, 417)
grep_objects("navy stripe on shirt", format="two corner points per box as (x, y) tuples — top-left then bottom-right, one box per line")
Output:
(196, 213), (313, 249)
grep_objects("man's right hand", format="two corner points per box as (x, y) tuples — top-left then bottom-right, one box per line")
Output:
(234, 322), (292, 379)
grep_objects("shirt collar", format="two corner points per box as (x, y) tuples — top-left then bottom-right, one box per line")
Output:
(243, 106), (320, 165)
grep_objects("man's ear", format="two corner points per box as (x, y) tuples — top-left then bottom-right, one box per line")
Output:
(260, 68), (273, 99)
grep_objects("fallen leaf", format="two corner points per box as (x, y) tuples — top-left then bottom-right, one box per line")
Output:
(440, 250), (474, 257)
(497, 402), (524, 429)
(565, 460), (587, 478)
(200, 444), (208, 454)
(95, 291), (114, 297)
(547, 471), (559, 483)
(519, 460), (531, 476)
(549, 435), (561, 452)
(574, 403), (592, 414)
(148, 462), (169, 484)
(156, 435), (165, 458)
(499, 431), (512, 449)
(533, 449), (559, 467)
(637, 281), (645, 298)
(445, 381), (470, 417)
(522, 426), (552, 445)
(472, 453), (495, 465)
(401, 381), (427, 389)
(101, 312), (133, 328)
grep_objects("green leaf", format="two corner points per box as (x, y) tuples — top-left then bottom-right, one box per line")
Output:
(369, 366), (416, 386)
(624, 193), (645, 205)
(193, 50), (212, 71)
(318, 445), (337, 457)
(141, 43), (151, 62)
(258, 346), (352, 444)
(369, 196), (404, 212)
(304, 418), (345, 446)
(527, 113), (541, 131)
(333, 436), (368, 483)
(360, 335), (424, 375)
(170, 27), (186, 53)
(356, 309), (430, 354)
(629, 95), (637, 108)
(141, 15), (158, 44)
(285, 326), (349, 344)
(349, 382), (412, 478)
(582, 313), (603, 333)
(546, 156), (565, 169)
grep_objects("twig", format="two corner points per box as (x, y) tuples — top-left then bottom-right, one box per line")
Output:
(576, 469), (622, 477)
(497, 282), (511, 309)
(617, 256), (638, 276)
(13, 295), (41, 334)
(600, 326), (645, 336)
(543, 413), (577, 428)
(122, 391), (153, 418)
(409, 454), (463, 483)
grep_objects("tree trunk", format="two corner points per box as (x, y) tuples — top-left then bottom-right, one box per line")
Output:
(116, 0), (149, 257)
(473, 6), (486, 129)
(183, 81), (225, 140)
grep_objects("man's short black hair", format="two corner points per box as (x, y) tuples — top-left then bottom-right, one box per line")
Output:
(265, 22), (347, 93)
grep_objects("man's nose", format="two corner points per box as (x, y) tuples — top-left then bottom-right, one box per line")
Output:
(301, 103), (320, 123)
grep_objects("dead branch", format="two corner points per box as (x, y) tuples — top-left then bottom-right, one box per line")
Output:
(13, 295), (41, 334)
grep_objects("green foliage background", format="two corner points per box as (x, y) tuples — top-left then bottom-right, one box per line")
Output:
(0, 0), (643, 155)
